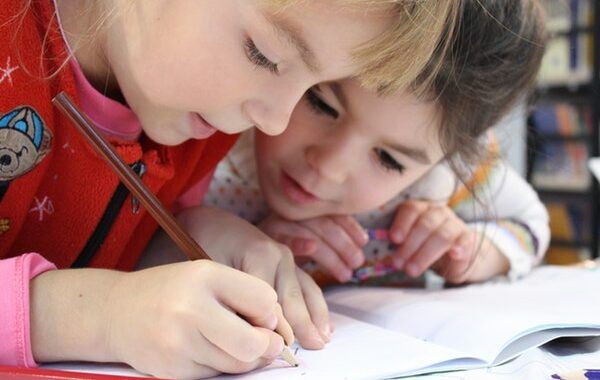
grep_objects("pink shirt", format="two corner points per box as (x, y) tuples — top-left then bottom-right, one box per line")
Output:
(0, 254), (56, 367)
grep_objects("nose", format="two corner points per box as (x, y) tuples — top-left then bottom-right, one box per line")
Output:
(242, 85), (305, 136)
(305, 139), (353, 184)
(0, 154), (12, 166)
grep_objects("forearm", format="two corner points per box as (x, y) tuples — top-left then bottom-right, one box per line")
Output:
(30, 268), (123, 363)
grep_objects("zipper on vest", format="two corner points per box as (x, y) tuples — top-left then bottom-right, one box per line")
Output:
(72, 161), (146, 268)
(131, 162), (147, 213)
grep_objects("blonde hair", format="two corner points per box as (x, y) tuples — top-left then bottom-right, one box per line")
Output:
(14, 0), (459, 96)
(267, 1), (462, 95)
(351, 1), (461, 95)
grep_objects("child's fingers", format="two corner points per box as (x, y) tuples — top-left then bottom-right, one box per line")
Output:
(391, 206), (448, 269)
(290, 237), (318, 257)
(301, 217), (364, 269)
(432, 232), (475, 283)
(275, 229), (319, 258)
(271, 303), (295, 347)
(445, 232), (478, 283)
(211, 265), (293, 341)
(199, 298), (278, 363)
(275, 255), (326, 350)
(307, 241), (353, 282)
(295, 267), (331, 342)
(402, 219), (463, 277)
(189, 328), (279, 376)
(330, 215), (369, 246)
(389, 200), (429, 244)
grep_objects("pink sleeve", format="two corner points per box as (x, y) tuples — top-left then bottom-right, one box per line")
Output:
(0, 253), (56, 367)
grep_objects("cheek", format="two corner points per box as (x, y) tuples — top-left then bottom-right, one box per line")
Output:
(124, 6), (249, 110)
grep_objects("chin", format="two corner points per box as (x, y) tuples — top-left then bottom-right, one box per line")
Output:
(269, 198), (320, 221)
(145, 128), (186, 146)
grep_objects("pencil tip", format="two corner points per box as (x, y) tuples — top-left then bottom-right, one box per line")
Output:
(280, 346), (299, 367)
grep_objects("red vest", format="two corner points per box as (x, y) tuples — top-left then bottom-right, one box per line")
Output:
(0, 0), (237, 270)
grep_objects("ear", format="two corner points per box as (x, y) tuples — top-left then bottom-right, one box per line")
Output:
(34, 127), (54, 164)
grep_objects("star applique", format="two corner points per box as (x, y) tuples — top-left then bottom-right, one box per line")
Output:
(0, 56), (19, 87)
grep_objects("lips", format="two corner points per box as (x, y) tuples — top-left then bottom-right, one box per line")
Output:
(189, 113), (218, 139)
(280, 171), (319, 205)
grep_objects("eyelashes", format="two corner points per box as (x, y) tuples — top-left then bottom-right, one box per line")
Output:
(305, 89), (405, 175)
(244, 37), (279, 75)
(374, 148), (405, 174)
(305, 89), (339, 119)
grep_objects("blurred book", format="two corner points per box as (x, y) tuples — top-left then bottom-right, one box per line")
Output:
(543, 0), (592, 33)
(537, 34), (593, 87)
(532, 102), (592, 135)
(532, 141), (590, 190)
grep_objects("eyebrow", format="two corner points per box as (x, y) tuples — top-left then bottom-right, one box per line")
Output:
(388, 143), (431, 165)
(266, 14), (321, 73)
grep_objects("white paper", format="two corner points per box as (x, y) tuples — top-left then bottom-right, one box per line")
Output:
(45, 266), (600, 380)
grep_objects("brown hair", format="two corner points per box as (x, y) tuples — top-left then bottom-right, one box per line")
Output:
(423, 0), (547, 171)
(421, 0), (547, 269)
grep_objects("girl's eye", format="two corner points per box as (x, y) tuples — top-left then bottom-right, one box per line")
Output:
(374, 148), (405, 174)
(244, 37), (279, 75)
(305, 89), (339, 119)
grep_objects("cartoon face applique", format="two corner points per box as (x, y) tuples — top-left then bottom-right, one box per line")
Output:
(0, 106), (52, 182)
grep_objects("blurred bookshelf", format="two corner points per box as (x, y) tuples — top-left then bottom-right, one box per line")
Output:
(526, 0), (599, 263)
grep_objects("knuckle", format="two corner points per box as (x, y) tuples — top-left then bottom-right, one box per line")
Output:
(417, 216), (437, 231)
(278, 244), (295, 262)
(284, 284), (305, 301)
(191, 260), (218, 281)
(435, 228), (455, 243)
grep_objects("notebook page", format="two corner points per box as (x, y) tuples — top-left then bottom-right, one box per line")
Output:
(45, 312), (471, 380)
(221, 312), (472, 380)
(325, 266), (600, 363)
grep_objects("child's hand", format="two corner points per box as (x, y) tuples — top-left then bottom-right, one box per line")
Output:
(259, 214), (368, 283)
(178, 207), (331, 350)
(30, 263), (287, 379)
(108, 261), (288, 378)
(389, 200), (480, 283)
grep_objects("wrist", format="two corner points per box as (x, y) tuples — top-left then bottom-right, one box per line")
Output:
(466, 237), (509, 282)
(30, 268), (124, 363)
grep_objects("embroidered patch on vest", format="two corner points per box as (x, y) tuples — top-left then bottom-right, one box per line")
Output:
(0, 106), (52, 181)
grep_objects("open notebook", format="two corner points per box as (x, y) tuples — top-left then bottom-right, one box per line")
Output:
(46, 265), (600, 379)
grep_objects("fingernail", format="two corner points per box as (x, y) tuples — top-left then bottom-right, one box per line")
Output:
(341, 269), (353, 283)
(393, 231), (404, 243)
(360, 229), (369, 245)
(406, 263), (419, 277)
(352, 252), (364, 268)
(320, 326), (331, 342)
(451, 247), (465, 259)
(393, 257), (404, 269)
